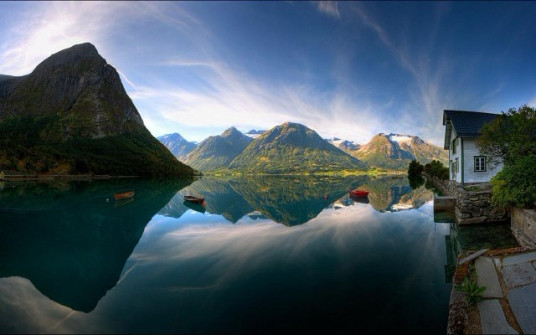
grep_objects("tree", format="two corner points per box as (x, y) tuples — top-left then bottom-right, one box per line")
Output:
(408, 159), (424, 178)
(477, 105), (536, 167)
(477, 105), (536, 208)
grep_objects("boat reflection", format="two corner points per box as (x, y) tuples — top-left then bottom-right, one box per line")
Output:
(160, 175), (433, 226)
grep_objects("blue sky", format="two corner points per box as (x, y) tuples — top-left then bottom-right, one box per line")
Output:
(1, 1), (535, 146)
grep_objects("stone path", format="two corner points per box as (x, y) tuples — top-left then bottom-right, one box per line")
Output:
(475, 250), (536, 334)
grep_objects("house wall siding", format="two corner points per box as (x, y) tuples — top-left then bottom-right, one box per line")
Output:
(448, 127), (462, 183)
(462, 138), (503, 183)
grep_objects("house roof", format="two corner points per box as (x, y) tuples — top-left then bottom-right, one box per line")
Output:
(443, 110), (499, 149)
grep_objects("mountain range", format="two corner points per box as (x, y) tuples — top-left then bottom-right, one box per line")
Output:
(183, 126), (253, 171)
(160, 127), (447, 173)
(157, 133), (197, 161)
(0, 43), (194, 177)
(353, 133), (448, 170)
(229, 122), (366, 173)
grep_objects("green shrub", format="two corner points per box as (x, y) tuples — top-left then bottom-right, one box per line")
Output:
(490, 156), (536, 208)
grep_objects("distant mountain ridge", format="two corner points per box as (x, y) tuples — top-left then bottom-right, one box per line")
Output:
(0, 43), (194, 177)
(228, 122), (366, 173)
(245, 129), (266, 139)
(353, 133), (448, 169)
(327, 137), (361, 153)
(157, 133), (197, 160)
(183, 126), (253, 171)
(178, 124), (446, 173)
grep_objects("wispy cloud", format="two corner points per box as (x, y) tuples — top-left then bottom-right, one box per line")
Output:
(0, 2), (203, 76)
(315, 1), (341, 19)
(349, 4), (452, 144)
(129, 57), (386, 143)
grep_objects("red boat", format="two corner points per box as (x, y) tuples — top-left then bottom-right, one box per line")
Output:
(184, 195), (205, 204)
(349, 188), (369, 198)
(114, 190), (135, 201)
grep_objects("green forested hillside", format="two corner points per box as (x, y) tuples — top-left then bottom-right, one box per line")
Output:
(229, 122), (367, 173)
(0, 43), (194, 177)
(183, 127), (252, 172)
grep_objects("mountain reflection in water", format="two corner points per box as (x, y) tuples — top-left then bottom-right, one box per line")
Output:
(159, 175), (434, 225)
(0, 175), (451, 334)
(0, 178), (192, 312)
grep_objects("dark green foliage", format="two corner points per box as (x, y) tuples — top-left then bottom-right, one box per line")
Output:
(408, 159), (425, 190)
(424, 160), (449, 180)
(0, 116), (195, 177)
(490, 156), (536, 208)
(408, 159), (424, 177)
(478, 105), (536, 208)
(477, 105), (536, 167)
(408, 175), (424, 189)
(455, 277), (486, 307)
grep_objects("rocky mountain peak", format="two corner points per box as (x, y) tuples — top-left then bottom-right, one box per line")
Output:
(222, 126), (241, 138)
(0, 42), (144, 138)
(33, 43), (102, 73)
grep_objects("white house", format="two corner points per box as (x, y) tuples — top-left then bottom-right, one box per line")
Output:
(443, 110), (503, 185)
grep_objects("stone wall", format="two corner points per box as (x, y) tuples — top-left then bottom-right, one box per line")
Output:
(511, 208), (536, 248)
(452, 184), (509, 225)
(427, 174), (510, 225)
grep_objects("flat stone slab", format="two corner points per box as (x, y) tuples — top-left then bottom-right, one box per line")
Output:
(476, 257), (503, 298)
(459, 249), (489, 265)
(478, 299), (518, 334)
(502, 262), (536, 289)
(507, 282), (536, 334)
(502, 251), (536, 266)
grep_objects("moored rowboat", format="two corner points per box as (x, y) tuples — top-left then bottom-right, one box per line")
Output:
(184, 195), (205, 204)
(114, 191), (135, 200)
(349, 188), (369, 198)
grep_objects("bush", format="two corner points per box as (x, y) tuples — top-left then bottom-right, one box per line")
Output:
(478, 105), (536, 208)
(424, 160), (449, 180)
(490, 156), (536, 208)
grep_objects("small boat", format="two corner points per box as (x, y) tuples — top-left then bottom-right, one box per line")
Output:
(349, 188), (369, 198)
(114, 191), (135, 201)
(184, 195), (205, 204)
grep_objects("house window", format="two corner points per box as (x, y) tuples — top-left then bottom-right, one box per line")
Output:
(452, 139), (457, 154)
(474, 156), (486, 172)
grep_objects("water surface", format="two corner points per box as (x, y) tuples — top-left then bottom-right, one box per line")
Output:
(0, 175), (517, 333)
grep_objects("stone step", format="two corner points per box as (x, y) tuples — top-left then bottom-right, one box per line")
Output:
(475, 257), (503, 298)
(502, 251), (536, 266)
(478, 299), (518, 334)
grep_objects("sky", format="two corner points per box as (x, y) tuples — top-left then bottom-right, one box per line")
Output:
(1, 1), (535, 146)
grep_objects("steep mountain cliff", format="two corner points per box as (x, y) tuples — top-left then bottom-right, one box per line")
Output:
(158, 133), (197, 161)
(183, 127), (252, 172)
(353, 133), (448, 170)
(0, 43), (194, 176)
(229, 122), (367, 173)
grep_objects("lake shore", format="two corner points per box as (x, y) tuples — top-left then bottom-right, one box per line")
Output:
(1, 174), (138, 181)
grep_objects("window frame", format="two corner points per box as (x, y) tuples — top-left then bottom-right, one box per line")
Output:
(474, 156), (486, 172)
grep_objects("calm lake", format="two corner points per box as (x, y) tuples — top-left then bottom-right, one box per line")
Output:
(0, 175), (518, 334)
